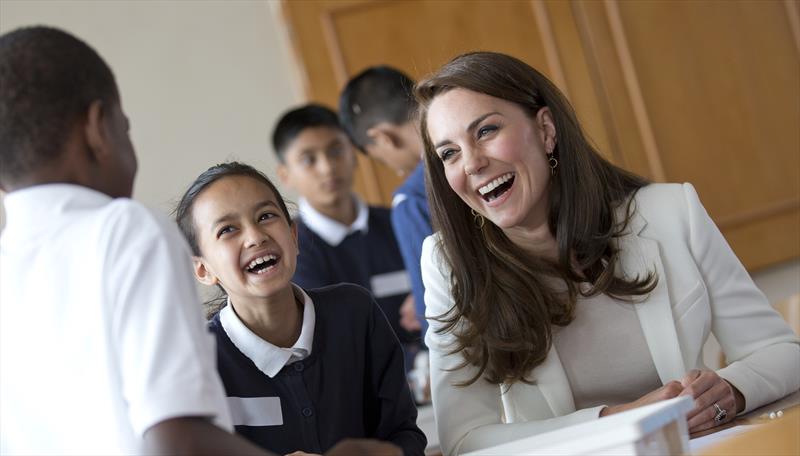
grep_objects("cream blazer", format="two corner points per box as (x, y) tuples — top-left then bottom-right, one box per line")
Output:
(421, 183), (800, 456)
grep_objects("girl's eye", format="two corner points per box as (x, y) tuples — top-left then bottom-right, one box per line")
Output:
(259, 212), (277, 222)
(217, 225), (235, 238)
(477, 125), (498, 138)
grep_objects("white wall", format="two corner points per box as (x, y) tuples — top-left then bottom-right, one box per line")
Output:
(0, 0), (304, 215)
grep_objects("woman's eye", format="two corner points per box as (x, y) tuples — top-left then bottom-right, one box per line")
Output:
(440, 148), (456, 162)
(259, 212), (276, 222)
(477, 125), (498, 138)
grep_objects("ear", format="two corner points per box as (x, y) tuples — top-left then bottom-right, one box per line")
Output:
(193, 256), (219, 286)
(365, 124), (400, 150)
(276, 163), (291, 187)
(536, 107), (557, 153)
(84, 100), (109, 163)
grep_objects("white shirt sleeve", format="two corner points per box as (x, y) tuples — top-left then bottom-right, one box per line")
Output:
(421, 236), (603, 456)
(102, 202), (233, 436)
(679, 183), (800, 413)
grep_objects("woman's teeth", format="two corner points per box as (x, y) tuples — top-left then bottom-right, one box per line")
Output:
(478, 173), (515, 202)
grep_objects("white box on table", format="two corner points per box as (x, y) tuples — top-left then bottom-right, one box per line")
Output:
(462, 396), (693, 456)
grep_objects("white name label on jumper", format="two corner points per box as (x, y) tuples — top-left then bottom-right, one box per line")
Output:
(227, 396), (283, 426)
(371, 270), (412, 298)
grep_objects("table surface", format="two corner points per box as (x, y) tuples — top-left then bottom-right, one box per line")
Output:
(417, 390), (800, 455)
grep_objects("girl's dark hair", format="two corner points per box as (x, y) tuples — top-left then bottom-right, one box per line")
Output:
(174, 161), (292, 317)
(415, 51), (656, 386)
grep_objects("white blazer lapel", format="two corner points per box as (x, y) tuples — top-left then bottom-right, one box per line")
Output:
(531, 345), (576, 416)
(617, 211), (687, 384)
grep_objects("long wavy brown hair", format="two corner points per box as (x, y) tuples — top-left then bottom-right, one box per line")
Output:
(416, 51), (656, 386)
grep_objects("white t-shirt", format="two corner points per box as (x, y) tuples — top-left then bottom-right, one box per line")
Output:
(0, 184), (233, 455)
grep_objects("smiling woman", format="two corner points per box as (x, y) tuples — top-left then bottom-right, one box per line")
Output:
(415, 52), (800, 456)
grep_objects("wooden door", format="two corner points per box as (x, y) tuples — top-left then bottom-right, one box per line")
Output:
(281, 0), (799, 271)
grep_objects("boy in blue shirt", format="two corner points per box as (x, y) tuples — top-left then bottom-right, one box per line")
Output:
(339, 67), (431, 337)
(272, 104), (422, 357)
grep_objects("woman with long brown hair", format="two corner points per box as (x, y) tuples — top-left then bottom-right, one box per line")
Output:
(416, 51), (799, 455)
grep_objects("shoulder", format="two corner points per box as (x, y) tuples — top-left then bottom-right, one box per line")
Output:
(99, 198), (189, 255)
(305, 282), (376, 315)
(305, 283), (383, 333)
(630, 183), (703, 228)
(421, 233), (447, 270)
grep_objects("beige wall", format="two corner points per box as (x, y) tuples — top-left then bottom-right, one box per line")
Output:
(0, 0), (304, 215)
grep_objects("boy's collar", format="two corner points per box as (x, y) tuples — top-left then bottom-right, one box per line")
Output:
(298, 196), (369, 246)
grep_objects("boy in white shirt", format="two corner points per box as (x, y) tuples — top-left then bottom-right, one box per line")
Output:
(0, 26), (395, 456)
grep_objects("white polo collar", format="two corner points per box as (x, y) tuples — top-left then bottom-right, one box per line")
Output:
(220, 284), (315, 378)
(298, 196), (369, 246)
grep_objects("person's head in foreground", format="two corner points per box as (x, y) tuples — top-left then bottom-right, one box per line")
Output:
(0, 25), (136, 197)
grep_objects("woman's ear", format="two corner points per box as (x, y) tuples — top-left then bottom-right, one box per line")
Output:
(536, 107), (557, 153)
(193, 256), (219, 286)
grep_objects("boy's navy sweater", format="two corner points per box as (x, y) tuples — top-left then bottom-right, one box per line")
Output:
(293, 206), (418, 344)
(208, 284), (426, 456)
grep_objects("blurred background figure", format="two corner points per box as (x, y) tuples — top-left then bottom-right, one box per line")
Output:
(273, 104), (422, 370)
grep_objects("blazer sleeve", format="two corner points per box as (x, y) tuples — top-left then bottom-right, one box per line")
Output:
(681, 183), (800, 413)
(421, 236), (604, 456)
(365, 293), (428, 456)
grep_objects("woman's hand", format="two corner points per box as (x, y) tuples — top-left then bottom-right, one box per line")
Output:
(600, 381), (684, 417)
(678, 369), (745, 433)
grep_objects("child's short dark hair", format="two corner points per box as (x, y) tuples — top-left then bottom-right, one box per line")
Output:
(271, 104), (342, 162)
(338, 66), (417, 153)
(174, 162), (293, 257)
(0, 26), (119, 187)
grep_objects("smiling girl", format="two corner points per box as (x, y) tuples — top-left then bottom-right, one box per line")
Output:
(174, 162), (425, 456)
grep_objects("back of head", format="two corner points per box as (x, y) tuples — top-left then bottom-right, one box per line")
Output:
(271, 103), (341, 161)
(0, 26), (119, 189)
(339, 66), (417, 151)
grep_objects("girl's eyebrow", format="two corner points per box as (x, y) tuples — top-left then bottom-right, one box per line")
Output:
(433, 111), (501, 149)
(252, 200), (278, 212)
(211, 201), (278, 227)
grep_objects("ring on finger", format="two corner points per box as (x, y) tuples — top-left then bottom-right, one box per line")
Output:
(713, 403), (727, 423)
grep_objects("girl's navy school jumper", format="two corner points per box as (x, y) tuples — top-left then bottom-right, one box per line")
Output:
(208, 283), (427, 456)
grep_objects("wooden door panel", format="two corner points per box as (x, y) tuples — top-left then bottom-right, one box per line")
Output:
(281, 0), (799, 270)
